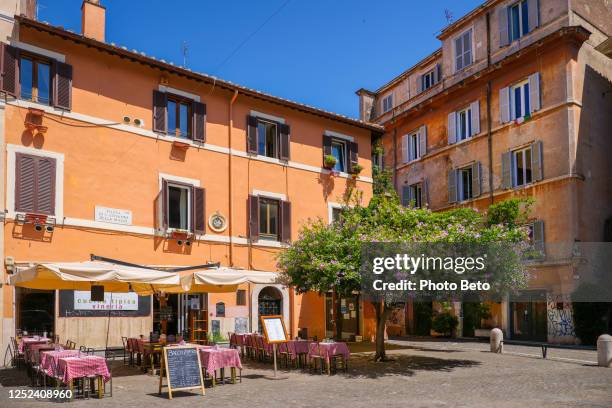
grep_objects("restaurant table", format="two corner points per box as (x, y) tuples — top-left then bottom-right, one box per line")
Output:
(18, 337), (50, 353)
(198, 347), (242, 385)
(40, 350), (80, 377)
(28, 343), (57, 364)
(58, 355), (111, 399)
(308, 342), (350, 375)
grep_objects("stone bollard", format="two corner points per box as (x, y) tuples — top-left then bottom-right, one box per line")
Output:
(597, 334), (612, 367)
(490, 328), (503, 353)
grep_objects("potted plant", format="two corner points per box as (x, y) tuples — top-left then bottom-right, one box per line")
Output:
(350, 164), (364, 178)
(323, 154), (337, 170)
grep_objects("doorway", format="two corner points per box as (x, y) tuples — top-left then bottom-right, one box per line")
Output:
(325, 293), (360, 339)
(510, 290), (547, 341)
(16, 288), (55, 336)
(258, 286), (282, 332)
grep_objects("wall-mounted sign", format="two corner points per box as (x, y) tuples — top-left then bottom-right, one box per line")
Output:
(208, 212), (227, 232)
(95, 206), (133, 225)
(74, 291), (138, 311)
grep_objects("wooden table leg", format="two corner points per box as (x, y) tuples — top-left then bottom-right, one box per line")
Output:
(98, 376), (103, 399)
(69, 380), (74, 400)
(231, 367), (236, 384)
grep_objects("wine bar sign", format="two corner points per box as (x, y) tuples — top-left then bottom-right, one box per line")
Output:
(74, 291), (139, 311)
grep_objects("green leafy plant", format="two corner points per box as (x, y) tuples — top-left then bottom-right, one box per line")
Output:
(323, 155), (337, 169)
(351, 164), (364, 175)
(432, 311), (459, 337)
(207, 331), (227, 344)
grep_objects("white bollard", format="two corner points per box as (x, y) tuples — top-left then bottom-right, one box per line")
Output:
(490, 328), (503, 353)
(597, 334), (612, 367)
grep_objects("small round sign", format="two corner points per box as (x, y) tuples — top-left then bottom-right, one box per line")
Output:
(208, 212), (227, 232)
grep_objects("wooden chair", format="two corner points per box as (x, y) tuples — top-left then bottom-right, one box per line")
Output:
(244, 335), (255, 360)
(65, 340), (76, 350)
(309, 342), (325, 375)
(278, 341), (296, 369)
(10, 337), (25, 369)
(121, 337), (129, 365)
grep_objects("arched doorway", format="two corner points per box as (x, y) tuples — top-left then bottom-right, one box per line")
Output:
(257, 286), (282, 332)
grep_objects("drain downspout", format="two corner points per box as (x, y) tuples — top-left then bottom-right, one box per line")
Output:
(228, 90), (238, 266)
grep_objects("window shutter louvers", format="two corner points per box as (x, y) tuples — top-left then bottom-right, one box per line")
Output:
(36, 157), (56, 214)
(15, 154), (35, 213)
(401, 135), (408, 164)
(53, 61), (72, 110)
(533, 220), (545, 255)
(161, 179), (168, 230)
(501, 151), (512, 189)
(528, 72), (541, 113)
(416, 75), (423, 94)
(248, 195), (259, 241)
(280, 200), (291, 243)
(418, 126), (427, 158)
(348, 142), (359, 174)
(193, 187), (206, 234)
(1, 43), (19, 96)
(527, 0), (540, 32)
(435, 64), (442, 84)
(423, 180), (429, 208)
(279, 124), (290, 161)
(192, 101), (206, 143)
(152, 90), (167, 133)
(401, 185), (410, 207)
(470, 100), (480, 135)
(247, 115), (259, 154)
(499, 6), (509, 47)
(322, 135), (332, 165)
(531, 141), (543, 181)
(499, 87), (510, 124)
(447, 112), (457, 144)
(15, 154), (56, 215)
(448, 169), (457, 204)
(472, 161), (481, 198)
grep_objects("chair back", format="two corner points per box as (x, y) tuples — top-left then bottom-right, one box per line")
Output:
(167, 334), (176, 342)
(229, 332), (237, 348)
(79, 345), (87, 353)
(121, 336), (128, 350)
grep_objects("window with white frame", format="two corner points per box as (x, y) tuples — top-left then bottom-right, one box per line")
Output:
(454, 29), (473, 72)
(331, 139), (347, 172)
(167, 183), (191, 230)
(508, 0), (529, 42)
(382, 94), (393, 113)
(422, 69), (435, 91)
(408, 132), (419, 162)
(259, 197), (280, 241)
(457, 106), (472, 141)
(512, 147), (532, 187)
(257, 119), (278, 158)
(457, 166), (473, 201)
(510, 79), (530, 120)
(401, 183), (423, 208)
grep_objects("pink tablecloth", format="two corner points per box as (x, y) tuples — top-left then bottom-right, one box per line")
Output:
(40, 350), (79, 377)
(58, 356), (111, 384)
(198, 348), (242, 375)
(284, 340), (310, 356)
(18, 337), (50, 353)
(308, 342), (350, 362)
(27, 343), (56, 364)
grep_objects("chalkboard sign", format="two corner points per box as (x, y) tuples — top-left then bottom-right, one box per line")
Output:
(158, 346), (204, 399)
(58, 290), (151, 317)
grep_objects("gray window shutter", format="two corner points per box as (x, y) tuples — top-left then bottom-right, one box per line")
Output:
(1, 43), (19, 96)
(416, 75), (423, 94)
(322, 135), (333, 166)
(161, 179), (168, 230)
(448, 169), (457, 204)
(401, 185), (410, 207)
(447, 112), (457, 144)
(248, 195), (259, 241)
(470, 100), (480, 135)
(422, 180), (429, 208)
(499, 87), (510, 124)
(418, 126), (427, 158)
(472, 161), (481, 198)
(435, 64), (442, 84)
(53, 61), (72, 110)
(527, 0), (539, 32)
(499, 6), (509, 47)
(247, 115), (258, 154)
(279, 124), (290, 161)
(501, 151), (512, 189)
(192, 101), (206, 143)
(152, 90), (167, 133)
(280, 200), (291, 243)
(348, 142), (359, 173)
(528, 72), (541, 113)
(193, 187), (205, 234)
(401, 134), (408, 163)
(531, 141), (543, 181)
(533, 220), (545, 255)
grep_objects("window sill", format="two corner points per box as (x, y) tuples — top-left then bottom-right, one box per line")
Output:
(247, 154), (288, 166)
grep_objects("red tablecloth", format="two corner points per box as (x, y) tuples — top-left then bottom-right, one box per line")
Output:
(40, 350), (80, 377)
(28, 343), (56, 364)
(198, 348), (242, 375)
(18, 337), (50, 353)
(282, 340), (310, 356)
(58, 356), (111, 384)
(308, 342), (350, 362)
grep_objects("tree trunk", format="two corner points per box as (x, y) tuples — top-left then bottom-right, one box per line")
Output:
(374, 301), (391, 362)
(334, 291), (344, 341)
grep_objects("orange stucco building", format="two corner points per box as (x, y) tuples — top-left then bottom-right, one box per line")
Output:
(0, 0), (382, 351)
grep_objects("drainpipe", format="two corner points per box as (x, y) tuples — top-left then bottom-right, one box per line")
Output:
(392, 112), (398, 191)
(486, 12), (494, 204)
(228, 90), (238, 266)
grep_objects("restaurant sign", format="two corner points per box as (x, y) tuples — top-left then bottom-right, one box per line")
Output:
(74, 291), (138, 311)
(95, 206), (132, 225)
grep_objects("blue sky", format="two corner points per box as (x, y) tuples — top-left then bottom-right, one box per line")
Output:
(38, 0), (482, 118)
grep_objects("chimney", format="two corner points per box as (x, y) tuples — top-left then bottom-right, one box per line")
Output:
(81, 0), (105, 42)
(20, 0), (37, 19)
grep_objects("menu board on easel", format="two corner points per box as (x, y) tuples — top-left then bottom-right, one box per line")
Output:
(158, 346), (205, 399)
(260, 315), (288, 343)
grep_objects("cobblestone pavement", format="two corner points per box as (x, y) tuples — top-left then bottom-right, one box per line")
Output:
(1, 341), (610, 408)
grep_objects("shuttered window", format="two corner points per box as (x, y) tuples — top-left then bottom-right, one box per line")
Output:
(501, 73), (540, 123)
(0, 43), (72, 110)
(15, 153), (56, 215)
(152, 90), (206, 143)
(454, 29), (473, 72)
(503, 141), (543, 189)
(246, 115), (290, 160)
(248, 195), (291, 243)
(157, 180), (205, 234)
(382, 95), (393, 113)
(322, 135), (359, 174)
(236, 290), (247, 306)
(449, 162), (481, 203)
(402, 183), (423, 208)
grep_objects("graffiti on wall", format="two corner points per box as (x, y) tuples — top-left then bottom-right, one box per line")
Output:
(546, 294), (575, 338)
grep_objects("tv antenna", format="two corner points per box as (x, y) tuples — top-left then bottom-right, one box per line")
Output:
(444, 9), (454, 25)
(181, 41), (189, 67)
